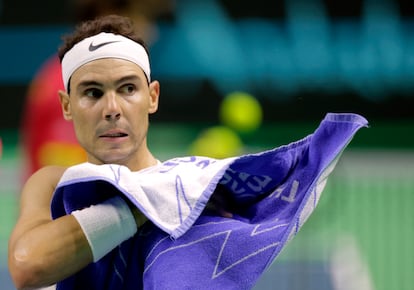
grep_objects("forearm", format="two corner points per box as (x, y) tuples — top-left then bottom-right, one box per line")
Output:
(9, 214), (92, 289)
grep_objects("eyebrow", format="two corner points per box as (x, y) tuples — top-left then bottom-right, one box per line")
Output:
(76, 75), (143, 90)
(115, 75), (142, 86)
(77, 80), (102, 89)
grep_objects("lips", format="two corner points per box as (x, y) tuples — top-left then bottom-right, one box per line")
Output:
(99, 129), (128, 138)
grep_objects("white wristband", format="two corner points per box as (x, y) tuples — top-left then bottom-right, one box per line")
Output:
(71, 196), (138, 262)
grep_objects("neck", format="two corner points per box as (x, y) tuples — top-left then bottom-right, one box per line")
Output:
(86, 149), (158, 172)
(119, 151), (159, 172)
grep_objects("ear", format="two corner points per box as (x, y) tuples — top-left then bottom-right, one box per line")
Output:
(148, 81), (160, 114)
(58, 90), (72, 121)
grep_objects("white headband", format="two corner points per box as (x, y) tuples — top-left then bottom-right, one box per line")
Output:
(61, 32), (151, 91)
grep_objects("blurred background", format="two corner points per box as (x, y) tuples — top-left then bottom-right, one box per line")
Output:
(1, 0), (413, 289)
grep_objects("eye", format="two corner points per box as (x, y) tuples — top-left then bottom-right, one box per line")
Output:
(85, 88), (103, 99)
(120, 84), (136, 95)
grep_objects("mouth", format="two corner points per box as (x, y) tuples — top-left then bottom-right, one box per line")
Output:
(99, 130), (128, 138)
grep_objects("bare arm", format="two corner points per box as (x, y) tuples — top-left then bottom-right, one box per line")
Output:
(8, 166), (92, 290)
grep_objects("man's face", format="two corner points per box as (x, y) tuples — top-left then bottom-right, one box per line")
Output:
(59, 58), (159, 170)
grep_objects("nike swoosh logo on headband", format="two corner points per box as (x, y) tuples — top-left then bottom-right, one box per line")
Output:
(88, 41), (120, 51)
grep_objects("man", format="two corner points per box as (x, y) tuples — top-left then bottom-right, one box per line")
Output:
(9, 15), (368, 290)
(10, 15), (157, 289)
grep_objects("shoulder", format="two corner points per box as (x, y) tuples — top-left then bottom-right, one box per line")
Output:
(18, 165), (68, 219)
(22, 165), (68, 197)
(30, 165), (67, 182)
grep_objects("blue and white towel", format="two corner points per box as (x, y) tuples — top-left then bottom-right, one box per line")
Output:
(51, 113), (368, 290)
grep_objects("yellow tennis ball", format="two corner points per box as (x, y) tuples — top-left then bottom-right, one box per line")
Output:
(219, 92), (263, 133)
(189, 126), (243, 159)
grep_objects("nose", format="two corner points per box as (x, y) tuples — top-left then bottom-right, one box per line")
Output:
(105, 112), (121, 121)
(103, 92), (121, 121)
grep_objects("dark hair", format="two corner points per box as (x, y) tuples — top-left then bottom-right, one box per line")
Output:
(58, 14), (149, 62)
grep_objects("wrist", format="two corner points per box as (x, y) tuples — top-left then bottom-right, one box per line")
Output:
(71, 196), (137, 262)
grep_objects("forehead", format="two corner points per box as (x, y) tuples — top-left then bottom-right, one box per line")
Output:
(71, 58), (147, 85)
